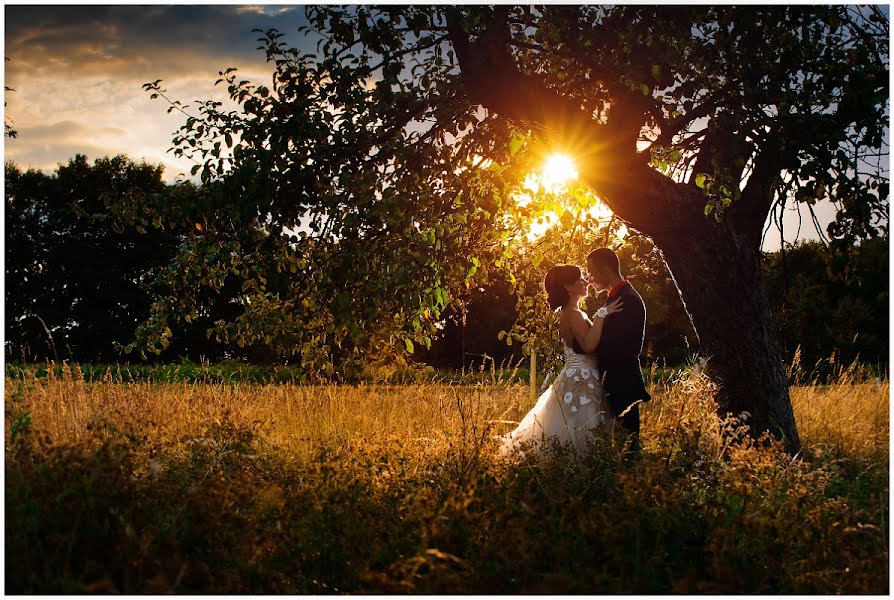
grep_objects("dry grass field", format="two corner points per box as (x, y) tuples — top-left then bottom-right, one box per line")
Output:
(5, 362), (889, 593)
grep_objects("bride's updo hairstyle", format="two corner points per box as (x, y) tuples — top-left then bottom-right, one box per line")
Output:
(544, 264), (582, 310)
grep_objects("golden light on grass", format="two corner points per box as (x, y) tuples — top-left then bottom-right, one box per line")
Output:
(6, 362), (888, 593)
(9, 362), (885, 466)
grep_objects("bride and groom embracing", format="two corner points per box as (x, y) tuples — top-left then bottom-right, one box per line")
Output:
(500, 247), (652, 456)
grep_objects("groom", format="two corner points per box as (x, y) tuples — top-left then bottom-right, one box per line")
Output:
(586, 248), (651, 444)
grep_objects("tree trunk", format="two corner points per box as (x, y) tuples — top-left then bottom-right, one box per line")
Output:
(652, 218), (801, 452)
(590, 168), (801, 452)
(446, 15), (802, 452)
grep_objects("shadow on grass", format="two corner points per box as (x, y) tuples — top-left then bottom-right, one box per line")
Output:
(6, 403), (887, 594)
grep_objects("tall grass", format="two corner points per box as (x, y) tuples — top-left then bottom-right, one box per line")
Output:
(5, 362), (888, 593)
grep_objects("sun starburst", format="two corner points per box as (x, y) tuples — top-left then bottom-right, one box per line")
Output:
(540, 153), (578, 193)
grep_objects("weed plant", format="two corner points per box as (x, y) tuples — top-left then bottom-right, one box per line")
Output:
(5, 360), (888, 593)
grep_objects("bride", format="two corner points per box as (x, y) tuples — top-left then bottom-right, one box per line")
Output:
(499, 264), (622, 456)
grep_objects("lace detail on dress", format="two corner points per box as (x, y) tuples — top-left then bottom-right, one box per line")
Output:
(499, 344), (613, 455)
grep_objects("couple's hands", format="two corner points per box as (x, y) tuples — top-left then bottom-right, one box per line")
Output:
(596, 300), (623, 319)
(585, 275), (623, 317)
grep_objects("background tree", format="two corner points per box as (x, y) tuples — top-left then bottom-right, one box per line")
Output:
(133, 28), (525, 378)
(5, 156), (184, 361)
(762, 237), (889, 373)
(135, 6), (887, 448)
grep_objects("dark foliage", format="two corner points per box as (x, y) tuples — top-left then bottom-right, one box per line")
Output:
(5, 156), (179, 362)
(763, 237), (889, 371)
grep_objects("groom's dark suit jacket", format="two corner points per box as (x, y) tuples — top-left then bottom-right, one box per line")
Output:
(596, 281), (651, 432)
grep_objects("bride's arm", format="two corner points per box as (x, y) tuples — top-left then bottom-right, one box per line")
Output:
(568, 302), (624, 353)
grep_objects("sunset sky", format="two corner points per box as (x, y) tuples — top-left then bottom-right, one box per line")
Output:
(3, 4), (867, 250)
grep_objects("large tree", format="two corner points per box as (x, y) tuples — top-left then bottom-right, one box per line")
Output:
(137, 6), (887, 448)
(5, 156), (182, 361)
(434, 5), (889, 450)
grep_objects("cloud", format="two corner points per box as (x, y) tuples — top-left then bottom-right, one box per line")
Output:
(235, 6), (267, 16)
(4, 5), (315, 182)
(6, 141), (123, 173)
(234, 6), (296, 16)
(6, 6), (311, 84)
(15, 120), (84, 141)
(14, 120), (126, 143)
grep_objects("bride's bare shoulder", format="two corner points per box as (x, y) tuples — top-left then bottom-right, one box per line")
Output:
(571, 307), (592, 324)
(560, 307), (592, 327)
(560, 307), (584, 321)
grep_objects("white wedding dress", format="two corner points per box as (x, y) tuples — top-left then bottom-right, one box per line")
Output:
(499, 344), (613, 456)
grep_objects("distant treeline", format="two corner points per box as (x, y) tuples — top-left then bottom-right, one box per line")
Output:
(419, 236), (888, 372)
(6, 156), (888, 371)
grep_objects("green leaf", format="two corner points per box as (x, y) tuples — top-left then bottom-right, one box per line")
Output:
(404, 338), (414, 353)
(704, 203), (714, 216)
(695, 173), (707, 189)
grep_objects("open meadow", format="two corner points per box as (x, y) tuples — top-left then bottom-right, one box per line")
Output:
(5, 362), (888, 594)
(5, 4), (889, 596)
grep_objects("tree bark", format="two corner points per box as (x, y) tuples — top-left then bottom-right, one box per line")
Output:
(650, 209), (801, 451)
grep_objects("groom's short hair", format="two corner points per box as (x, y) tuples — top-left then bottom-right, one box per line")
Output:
(587, 247), (622, 276)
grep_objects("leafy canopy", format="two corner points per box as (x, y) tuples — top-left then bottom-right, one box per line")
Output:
(129, 6), (888, 373)
(5, 156), (179, 361)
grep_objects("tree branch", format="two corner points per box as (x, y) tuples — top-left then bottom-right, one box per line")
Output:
(445, 8), (598, 137)
(652, 90), (729, 149)
(369, 34), (448, 73)
(729, 134), (795, 247)
(506, 39), (545, 52)
(445, 7), (704, 239)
